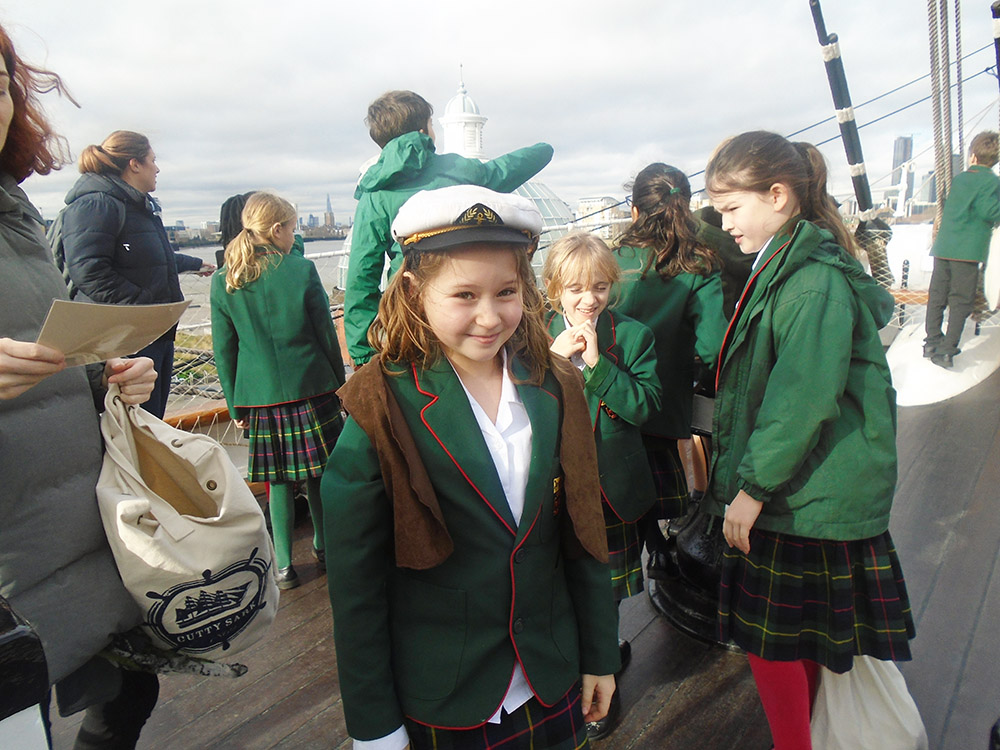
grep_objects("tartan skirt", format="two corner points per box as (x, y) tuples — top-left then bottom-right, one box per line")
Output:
(404, 685), (589, 750)
(717, 528), (915, 673)
(246, 393), (343, 483)
(604, 502), (644, 601)
(644, 438), (690, 519)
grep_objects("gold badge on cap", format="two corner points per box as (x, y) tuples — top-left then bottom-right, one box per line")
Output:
(457, 203), (502, 226)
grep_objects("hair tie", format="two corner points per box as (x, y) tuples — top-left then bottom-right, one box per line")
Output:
(669, 187), (681, 195)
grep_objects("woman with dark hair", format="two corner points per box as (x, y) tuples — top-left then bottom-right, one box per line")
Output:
(0, 23), (160, 749)
(59, 130), (214, 418)
(613, 163), (728, 575)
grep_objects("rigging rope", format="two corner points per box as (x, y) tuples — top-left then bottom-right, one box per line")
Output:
(955, 0), (965, 166)
(928, 0), (949, 229)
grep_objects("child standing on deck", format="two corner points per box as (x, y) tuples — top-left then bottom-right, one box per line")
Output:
(211, 192), (345, 590)
(542, 232), (660, 740)
(704, 131), (915, 750)
(345, 90), (553, 367)
(324, 186), (619, 750)
(924, 130), (1000, 368)
(612, 164), (727, 577)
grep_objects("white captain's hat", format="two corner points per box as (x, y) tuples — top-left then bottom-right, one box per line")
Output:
(391, 185), (542, 253)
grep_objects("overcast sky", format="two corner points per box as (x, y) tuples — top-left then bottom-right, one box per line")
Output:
(1, 1), (996, 227)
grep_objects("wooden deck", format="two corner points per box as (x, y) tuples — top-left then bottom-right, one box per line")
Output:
(48, 367), (1000, 749)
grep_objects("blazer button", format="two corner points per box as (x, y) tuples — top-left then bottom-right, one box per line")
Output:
(514, 548), (526, 563)
(513, 618), (524, 634)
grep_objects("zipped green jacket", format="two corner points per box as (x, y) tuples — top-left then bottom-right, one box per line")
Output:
(705, 220), (898, 541)
(345, 133), (553, 365)
(931, 164), (1000, 262)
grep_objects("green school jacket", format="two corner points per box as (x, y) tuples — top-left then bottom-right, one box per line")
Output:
(344, 132), (553, 365)
(210, 248), (345, 418)
(613, 246), (727, 439)
(323, 357), (619, 738)
(931, 165), (1000, 263)
(546, 309), (660, 521)
(705, 220), (898, 541)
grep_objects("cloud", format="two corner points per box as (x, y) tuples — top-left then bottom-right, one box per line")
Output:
(3, 0), (994, 225)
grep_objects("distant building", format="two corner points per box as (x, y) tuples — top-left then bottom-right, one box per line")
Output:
(576, 196), (628, 240)
(325, 195), (335, 227)
(438, 75), (574, 264)
(891, 136), (914, 208)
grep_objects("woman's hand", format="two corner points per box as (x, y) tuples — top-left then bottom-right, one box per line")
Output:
(550, 327), (586, 359)
(723, 489), (763, 554)
(0, 338), (66, 400)
(581, 673), (616, 722)
(234, 418), (249, 430)
(104, 357), (157, 405)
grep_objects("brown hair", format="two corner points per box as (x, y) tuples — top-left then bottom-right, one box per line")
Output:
(366, 90), (433, 148)
(970, 131), (999, 168)
(370, 244), (553, 384)
(614, 163), (718, 280)
(223, 191), (296, 292)
(543, 231), (621, 313)
(705, 130), (859, 258)
(78, 130), (151, 175)
(0, 24), (74, 182)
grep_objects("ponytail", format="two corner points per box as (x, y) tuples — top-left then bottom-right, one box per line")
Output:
(792, 142), (858, 257)
(78, 130), (151, 176)
(223, 191), (296, 292)
(614, 163), (717, 279)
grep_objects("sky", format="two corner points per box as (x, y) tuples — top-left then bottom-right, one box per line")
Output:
(0, 0), (997, 228)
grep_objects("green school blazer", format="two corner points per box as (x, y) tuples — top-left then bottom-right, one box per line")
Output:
(546, 309), (660, 521)
(931, 165), (1000, 263)
(322, 357), (619, 739)
(210, 249), (345, 419)
(614, 246), (727, 439)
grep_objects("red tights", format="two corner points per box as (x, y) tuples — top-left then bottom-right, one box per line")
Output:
(747, 654), (820, 750)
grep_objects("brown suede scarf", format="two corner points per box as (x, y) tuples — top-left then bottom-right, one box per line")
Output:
(337, 354), (608, 570)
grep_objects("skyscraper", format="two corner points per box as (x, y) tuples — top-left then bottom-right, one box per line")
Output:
(891, 136), (914, 204)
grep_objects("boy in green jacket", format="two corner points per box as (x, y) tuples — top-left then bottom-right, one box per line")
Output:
(345, 90), (553, 366)
(925, 130), (1000, 368)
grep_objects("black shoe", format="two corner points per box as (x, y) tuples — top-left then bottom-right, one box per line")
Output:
(313, 546), (326, 573)
(585, 688), (621, 742)
(618, 640), (631, 674)
(645, 550), (671, 580)
(923, 343), (937, 358)
(931, 352), (954, 369)
(276, 565), (300, 590)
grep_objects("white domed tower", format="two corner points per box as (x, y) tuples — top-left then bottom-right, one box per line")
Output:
(440, 72), (488, 159)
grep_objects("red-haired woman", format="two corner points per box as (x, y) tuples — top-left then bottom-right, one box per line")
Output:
(0, 23), (159, 749)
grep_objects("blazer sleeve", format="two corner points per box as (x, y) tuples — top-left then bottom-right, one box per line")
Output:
(322, 417), (405, 740)
(209, 274), (242, 419)
(584, 320), (661, 427)
(736, 269), (854, 503)
(304, 261), (346, 389)
(477, 143), (554, 192)
(61, 195), (151, 304)
(344, 193), (390, 366)
(564, 544), (621, 677)
(687, 271), (727, 369)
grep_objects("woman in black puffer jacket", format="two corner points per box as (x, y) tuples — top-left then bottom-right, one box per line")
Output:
(60, 130), (213, 417)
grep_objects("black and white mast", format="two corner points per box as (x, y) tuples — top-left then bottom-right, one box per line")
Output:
(809, 0), (894, 287)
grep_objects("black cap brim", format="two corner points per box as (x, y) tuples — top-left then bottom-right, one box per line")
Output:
(406, 225), (535, 252)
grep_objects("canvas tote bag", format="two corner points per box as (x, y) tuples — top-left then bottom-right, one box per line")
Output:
(810, 656), (928, 750)
(96, 386), (278, 658)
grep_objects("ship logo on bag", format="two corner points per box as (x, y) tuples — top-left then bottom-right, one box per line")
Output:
(144, 547), (272, 652)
